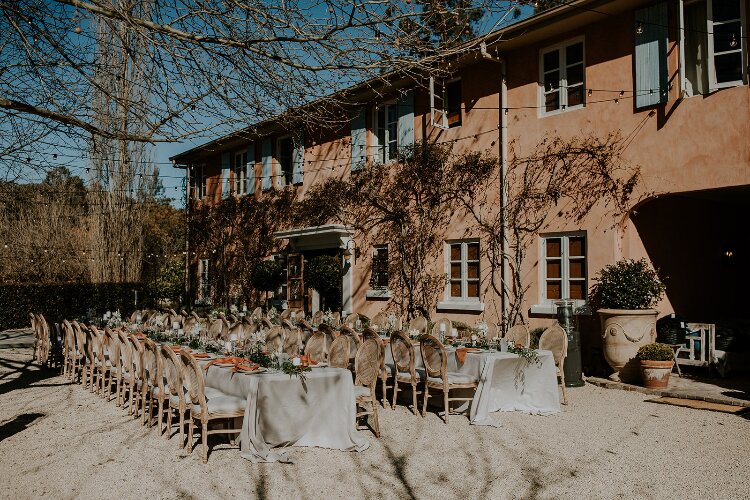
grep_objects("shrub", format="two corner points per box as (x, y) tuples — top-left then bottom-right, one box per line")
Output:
(636, 342), (674, 361)
(0, 282), (144, 329)
(304, 255), (342, 294)
(590, 258), (665, 310)
(250, 260), (285, 293)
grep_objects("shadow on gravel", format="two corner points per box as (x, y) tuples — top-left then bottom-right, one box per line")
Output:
(0, 412), (46, 442)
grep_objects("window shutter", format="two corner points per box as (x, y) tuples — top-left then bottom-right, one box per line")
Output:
(350, 108), (366, 171)
(246, 143), (255, 195)
(634, 3), (669, 108)
(292, 131), (304, 185)
(221, 152), (231, 199)
(397, 90), (414, 153)
(261, 139), (272, 191)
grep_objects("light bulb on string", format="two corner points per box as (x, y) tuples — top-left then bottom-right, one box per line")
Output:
(587, 89), (593, 97)
(636, 22), (644, 35)
(619, 90), (625, 97)
(729, 34), (738, 48)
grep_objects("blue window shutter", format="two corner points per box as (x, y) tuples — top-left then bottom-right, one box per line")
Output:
(397, 90), (415, 154)
(246, 143), (255, 195)
(261, 139), (272, 191)
(634, 3), (668, 109)
(221, 152), (231, 199)
(350, 108), (366, 171)
(292, 131), (304, 185)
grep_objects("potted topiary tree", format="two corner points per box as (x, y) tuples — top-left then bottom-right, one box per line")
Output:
(250, 260), (285, 307)
(304, 255), (343, 312)
(636, 343), (675, 388)
(590, 258), (666, 382)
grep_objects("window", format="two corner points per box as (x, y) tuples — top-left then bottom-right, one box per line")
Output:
(682, 0), (746, 96)
(369, 245), (389, 290)
(198, 258), (210, 302)
(374, 102), (399, 163)
(233, 151), (247, 195)
(430, 78), (462, 128)
(541, 234), (587, 303)
(277, 137), (293, 186)
(540, 39), (585, 114)
(448, 241), (480, 301)
(191, 165), (206, 200)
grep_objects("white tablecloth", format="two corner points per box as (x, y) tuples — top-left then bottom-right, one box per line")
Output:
(204, 365), (370, 463)
(385, 346), (560, 425)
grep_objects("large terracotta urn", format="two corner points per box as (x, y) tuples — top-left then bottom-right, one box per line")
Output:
(598, 309), (657, 382)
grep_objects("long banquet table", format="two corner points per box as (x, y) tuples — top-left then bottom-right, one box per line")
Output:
(384, 343), (561, 426)
(202, 363), (369, 463)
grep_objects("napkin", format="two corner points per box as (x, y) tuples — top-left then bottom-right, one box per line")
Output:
(455, 347), (467, 364)
(193, 353), (210, 359)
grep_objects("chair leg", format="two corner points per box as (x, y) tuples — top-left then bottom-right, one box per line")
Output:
(421, 385), (429, 417)
(559, 369), (568, 405)
(411, 383), (418, 416)
(443, 389), (449, 424)
(166, 407), (173, 439)
(179, 410), (186, 448)
(380, 373), (387, 407)
(391, 380), (398, 410)
(202, 422), (209, 463)
(187, 418), (194, 453)
(371, 401), (380, 438)
(157, 399), (164, 434)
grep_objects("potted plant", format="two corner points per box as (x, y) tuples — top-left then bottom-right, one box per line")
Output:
(303, 255), (343, 311)
(250, 260), (285, 306)
(636, 343), (675, 389)
(590, 258), (666, 382)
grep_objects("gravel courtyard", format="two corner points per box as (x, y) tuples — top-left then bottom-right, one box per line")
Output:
(0, 331), (747, 500)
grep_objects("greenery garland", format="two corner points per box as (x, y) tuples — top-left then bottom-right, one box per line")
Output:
(508, 345), (542, 366)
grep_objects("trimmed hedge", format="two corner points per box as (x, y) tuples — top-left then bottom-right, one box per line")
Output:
(0, 283), (145, 330)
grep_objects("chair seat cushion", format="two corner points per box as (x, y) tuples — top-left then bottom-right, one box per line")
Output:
(192, 393), (245, 414)
(395, 367), (425, 381)
(427, 372), (477, 386)
(354, 385), (371, 398)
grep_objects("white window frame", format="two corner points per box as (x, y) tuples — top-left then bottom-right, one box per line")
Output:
(371, 101), (399, 163)
(198, 258), (210, 302)
(681, 0), (747, 95)
(430, 77), (462, 129)
(538, 37), (586, 117)
(233, 151), (247, 196)
(531, 232), (587, 314)
(192, 164), (206, 200)
(437, 239), (484, 312)
(276, 135), (294, 187)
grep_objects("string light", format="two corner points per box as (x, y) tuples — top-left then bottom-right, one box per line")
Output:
(635, 22), (644, 35)
(730, 34), (738, 48)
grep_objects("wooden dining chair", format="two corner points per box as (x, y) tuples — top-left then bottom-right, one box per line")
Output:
(265, 326), (285, 354)
(297, 318), (315, 343)
(115, 330), (132, 407)
(29, 313), (38, 362)
(539, 324), (569, 405)
(363, 327), (391, 407)
(140, 338), (160, 426)
(127, 335), (146, 418)
(431, 318), (453, 338)
(102, 328), (120, 402)
(81, 328), (97, 392)
(354, 338), (381, 437)
(329, 335), (352, 369)
(91, 326), (111, 397)
(282, 323), (302, 357)
(369, 312), (387, 331)
(61, 320), (75, 379)
(180, 351), (245, 463)
(304, 331), (329, 363)
(311, 310), (324, 327)
(505, 324), (531, 348)
(159, 345), (188, 447)
(37, 314), (51, 367)
(71, 321), (87, 383)
(331, 311), (341, 327)
(390, 330), (423, 414)
(420, 334), (478, 423)
(410, 315), (429, 334)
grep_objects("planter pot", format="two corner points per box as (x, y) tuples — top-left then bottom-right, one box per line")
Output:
(639, 360), (674, 389)
(598, 309), (658, 383)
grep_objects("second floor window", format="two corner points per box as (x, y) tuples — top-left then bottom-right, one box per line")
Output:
(541, 233), (587, 303)
(233, 151), (247, 195)
(369, 245), (389, 290)
(448, 240), (480, 301)
(191, 165), (206, 200)
(374, 102), (399, 163)
(683, 0), (747, 95)
(277, 137), (293, 186)
(540, 39), (585, 114)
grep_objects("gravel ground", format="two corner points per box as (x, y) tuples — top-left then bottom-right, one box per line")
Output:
(0, 334), (748, 500)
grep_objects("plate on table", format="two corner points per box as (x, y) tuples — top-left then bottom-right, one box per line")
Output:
(232, 366), (265, 374)
(309, 362), (328, 368)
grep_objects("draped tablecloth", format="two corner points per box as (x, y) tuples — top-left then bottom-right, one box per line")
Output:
(204, 365), (370, 463)
(385, 346), (560, 425)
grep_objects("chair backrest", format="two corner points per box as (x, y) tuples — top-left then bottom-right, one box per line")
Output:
(343, 312), (359, 327)
(390, 330), (416, 376)
(369, 312), (387, 331)
(265, 326), (285, 354)
(207, 318), (225, 340)
(72, 321), (86, 356)
(128, 310), (140, 324)
(62, 320), (74, 356)
(410, 315), (428, 334)
(29, 313), (37, 336)
(142, 338), (160, 389)
(420, 334), (447, 381)
(304, 331), (328, 363)
(159, 344), (182, 403)
(339, 324), (361, 342)
(83, 328), (96, 366)
(331, 312), (341, 327)
(128, 335), (145, 381)
(355, 338), (381, 389)
(328, 336), (352, 369)
(251, 307), (263, 320)
(538, 325), (568, 366)
(227, 322), (245, 343)
(104, 328), (120, 371)
(505, 324), (531, 347)
(282, 327), (302, 357)
(279, 308), (292, 320)
(311, 310), (324, 326)
(116, 330), (132, 374)
(261, 317), (273, 329)
(179, 351), (208, 418)
(431, 318), (452, 337)
(91, 326), (106, 364)
(298, 319), (315, 343)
